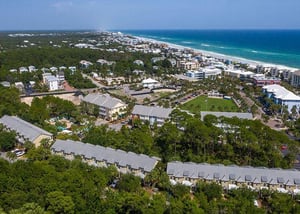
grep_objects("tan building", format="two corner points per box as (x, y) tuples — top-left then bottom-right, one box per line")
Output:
(82, 93), (127, 121)
(0, 115), (53, 147)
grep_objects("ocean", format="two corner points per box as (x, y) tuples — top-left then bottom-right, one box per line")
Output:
(120, 30), (300, 69)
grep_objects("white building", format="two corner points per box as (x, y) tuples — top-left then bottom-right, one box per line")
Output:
(142, 78), (161, 89)
(133, 60), (144, 66)
(291, 70), (300, 88)
(80, 60), (93, 69)
(43, 73), (59, 91)
(262, 84), (300, 112)
(132, 105), (173, 126)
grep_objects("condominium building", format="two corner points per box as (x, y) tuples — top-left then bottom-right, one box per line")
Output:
(132, 105), (173, 126)
(82, 93), (127, 121)
(291, 70), (300, 88)
(262, 84), (300, 112)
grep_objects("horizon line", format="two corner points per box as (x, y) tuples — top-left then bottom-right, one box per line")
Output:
(1, 28), (300, 32)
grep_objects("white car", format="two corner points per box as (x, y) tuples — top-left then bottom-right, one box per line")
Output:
(12, 149), (25, 157)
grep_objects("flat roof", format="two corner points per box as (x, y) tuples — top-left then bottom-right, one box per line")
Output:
(200, 111), (253, 120)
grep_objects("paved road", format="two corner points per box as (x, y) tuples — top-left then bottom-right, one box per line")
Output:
(81, 73), (106, 88)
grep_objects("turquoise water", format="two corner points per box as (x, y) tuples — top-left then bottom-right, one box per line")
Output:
(120, 30), (300, 69)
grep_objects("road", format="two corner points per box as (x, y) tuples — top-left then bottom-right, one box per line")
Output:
(81, 73), (106, 88)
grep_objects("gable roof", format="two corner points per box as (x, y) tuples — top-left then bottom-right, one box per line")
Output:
(142, 78), (159, 84)
(200, 111), (253, 120)
(51, 139), (160, 172)
(167, 161), (300, 185)
(132, 105), (173, 119)
(0, 115), (53, 142)
(82, 93), (126, 109)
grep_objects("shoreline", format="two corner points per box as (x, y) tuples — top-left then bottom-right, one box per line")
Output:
(130, 34), (299, 71)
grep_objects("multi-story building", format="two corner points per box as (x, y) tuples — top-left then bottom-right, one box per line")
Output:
(262, 84), (300, 112)
(0, 115), (53, 147)
(42, 73), (59, 91)
(167, 161), (300, 194)
(253, 76), (281, 87)
(51, 139), (160, 178)
(82, 93), (127, 121)
(291, 70), (300, 88)
(132, 105), (173, 127)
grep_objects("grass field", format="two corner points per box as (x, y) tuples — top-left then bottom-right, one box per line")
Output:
(180, 96), (239, 114)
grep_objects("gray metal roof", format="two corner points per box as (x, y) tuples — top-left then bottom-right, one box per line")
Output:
(82, 93), (126, 109)
(51, 139), (160, 172)
(0, 115), (53, 142)
(167, 161), (300, 185)
(132, 105), (173, 119)
(200, 111), (253, 120)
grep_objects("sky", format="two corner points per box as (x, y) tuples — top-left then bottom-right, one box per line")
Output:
(0, 0), (300, 30)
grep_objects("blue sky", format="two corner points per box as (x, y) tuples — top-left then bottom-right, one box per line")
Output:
(0, 0), (300, 30)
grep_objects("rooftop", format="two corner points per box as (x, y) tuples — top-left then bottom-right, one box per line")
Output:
(200, 111), (253, 120)
(51, 139), (160, 172)
(0, 115), (53, 142)
(167, 161), (300, 185)
(82, 93), (126, 109)
(132, 105), (173, 119)
(263, 84), (300, 101)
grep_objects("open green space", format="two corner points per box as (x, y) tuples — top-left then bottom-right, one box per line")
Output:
(180, 96), (239, 114)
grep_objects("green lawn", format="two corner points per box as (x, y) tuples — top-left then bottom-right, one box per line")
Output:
(180, 96), (239, 114)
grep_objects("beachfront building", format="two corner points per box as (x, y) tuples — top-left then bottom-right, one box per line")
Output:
(82, 93), (127, 121)
(51, 139), (160, 178)
(224, 69), (254, 81)
(252, 76), (281, 87)
(0, 115), (53, 147)
(142, 78), (161, 89)
(291, 70), (300, 88)
(167, 161), (300, 194)
(177, 60), (200, 70)
(262, 84), (300, 112)
(185, 67), (222, 80)
(132, 105), (173, 127)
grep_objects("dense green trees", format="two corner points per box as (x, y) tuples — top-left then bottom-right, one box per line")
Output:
(0, 128), (16, 151)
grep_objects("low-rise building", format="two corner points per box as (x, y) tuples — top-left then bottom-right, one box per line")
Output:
(142, 78), (161, 89)
(167, 161), (300, 193)
(51, 139), (160, 178)
(132, 105), (173, 126)
(253, 76), (281, 87)
(262, 84), (300, 112)
(0, 115), (53, 147)
(80, 60), (93, 69)
(200, 111), (253, 121)
(82, 93), (127, 121)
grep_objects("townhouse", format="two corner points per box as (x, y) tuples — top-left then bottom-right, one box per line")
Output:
(167, 161), (300, 194)
(51, 139), (160, 178)
(0, 115), (53, 147)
